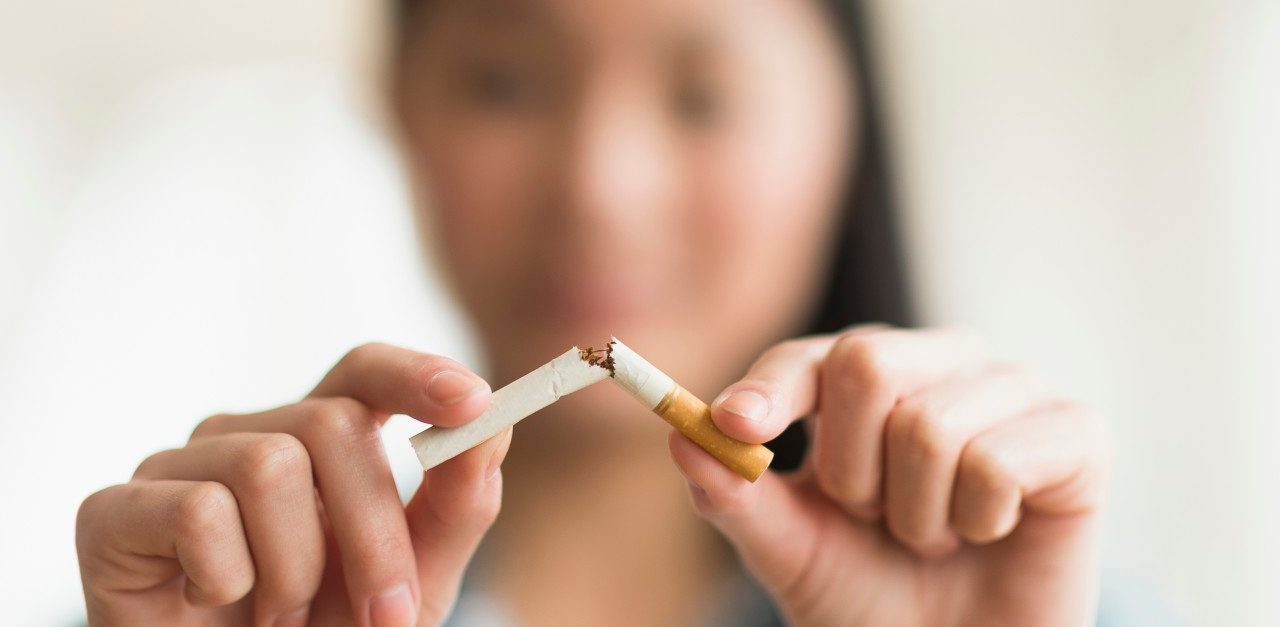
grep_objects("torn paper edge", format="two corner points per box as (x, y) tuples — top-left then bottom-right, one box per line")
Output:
(607, 337), (675, 409)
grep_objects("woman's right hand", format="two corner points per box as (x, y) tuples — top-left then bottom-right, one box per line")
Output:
(76, 343), (507, 627)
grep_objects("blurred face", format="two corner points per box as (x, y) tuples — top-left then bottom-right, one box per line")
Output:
(396, 0), (855, 411)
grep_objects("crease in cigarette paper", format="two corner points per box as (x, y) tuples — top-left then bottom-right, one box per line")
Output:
(549, 361), (566, 398)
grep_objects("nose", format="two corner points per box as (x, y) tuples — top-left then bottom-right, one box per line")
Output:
(557, 73), (679, 231)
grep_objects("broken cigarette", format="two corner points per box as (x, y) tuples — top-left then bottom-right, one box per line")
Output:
(604, 339), (774, 481)
(409, 346), (610, 471)
(409, 338), (774, 482)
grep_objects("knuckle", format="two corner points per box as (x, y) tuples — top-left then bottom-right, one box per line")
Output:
(175, 482), (238, 540)
(826, 333), (893, 393)
(132, 448), (178, 480)
(893, 404), (958, 460)
(351, 528), (407, 571)
(190, 413), (231, 440)
(303, 397), (376, 443)
(234, 433), (309, 493)
(76, 485), (123, 543)
(961, 441), (1016, 495)
(340, 342), (387, 371)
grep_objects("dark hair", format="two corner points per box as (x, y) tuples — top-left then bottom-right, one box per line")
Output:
(772, 0), (914, 470)
(805, 1), (912, 334)
(392, 0), (913, 469)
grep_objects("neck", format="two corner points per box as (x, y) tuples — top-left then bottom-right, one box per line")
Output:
(478, 403), (732, 627)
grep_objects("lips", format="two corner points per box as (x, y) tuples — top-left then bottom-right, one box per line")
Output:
(528, 272), (662, 328)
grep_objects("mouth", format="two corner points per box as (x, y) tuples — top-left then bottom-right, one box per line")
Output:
(526, 272), (665, 329)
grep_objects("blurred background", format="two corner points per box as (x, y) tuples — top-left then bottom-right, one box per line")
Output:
(1, 0), (1276, 624)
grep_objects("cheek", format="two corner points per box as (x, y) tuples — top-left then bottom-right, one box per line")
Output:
(683, 28), (853, 341)
(686, 108), (848, 337)
(417, 116), (551, 298)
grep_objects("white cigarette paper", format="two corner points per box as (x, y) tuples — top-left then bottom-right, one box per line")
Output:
(409, 347), (610, 470)
(606, 338), (674, 408)
(410, 337), (773, 481)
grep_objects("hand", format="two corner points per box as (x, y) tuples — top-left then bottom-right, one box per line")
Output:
(670, 326), (1112, 627)
(76, 343), (507, 627)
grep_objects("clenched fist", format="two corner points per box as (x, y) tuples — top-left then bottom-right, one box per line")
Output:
(671, 326), (1112, 627)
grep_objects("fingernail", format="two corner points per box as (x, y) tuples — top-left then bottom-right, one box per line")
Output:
(717, 390), (770, 423)
(369, 581), (416, 627)
(427, 370), (484, 406)
(272, 606), (309, 627)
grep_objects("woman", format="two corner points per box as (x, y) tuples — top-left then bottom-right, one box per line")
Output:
(74, 0), (1112, 625)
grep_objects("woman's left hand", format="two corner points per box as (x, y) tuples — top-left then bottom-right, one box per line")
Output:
(669, 325), (1112, 627)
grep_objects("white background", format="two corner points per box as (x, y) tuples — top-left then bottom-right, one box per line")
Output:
(1, 1), (1276, 624)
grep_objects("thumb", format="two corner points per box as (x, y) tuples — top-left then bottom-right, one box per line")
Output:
(404, 427), (511, 624)
(667, 432), (823, 600)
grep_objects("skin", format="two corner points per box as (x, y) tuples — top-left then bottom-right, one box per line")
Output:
(77, 344), (508, 627)
(75, 0), (1112, 625)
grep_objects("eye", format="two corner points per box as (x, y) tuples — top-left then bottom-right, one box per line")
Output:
(462, 62), (540, 110)
(673, 79), (722, 129)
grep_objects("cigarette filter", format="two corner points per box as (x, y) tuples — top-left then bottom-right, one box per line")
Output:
(607, 338), (774, 482)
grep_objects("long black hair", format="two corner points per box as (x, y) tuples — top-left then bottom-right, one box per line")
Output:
(805, 1), (912, 334)
(773, 0), (914, 469)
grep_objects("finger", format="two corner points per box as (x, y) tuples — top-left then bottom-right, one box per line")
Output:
(709, 325), (894, 443)
(309, 342), (491, 427)
(405, 427), (512, 624)
(881, 365), (1048, 557)
(709, 337), (833, 444)
(76, 481), (254, 612)
(133, 433), (325, 626)
(814, 326), (988, 519)
(193, 399), (426, 627)
(953, 401), (1111, 544)
(667, 432), (836, 608)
